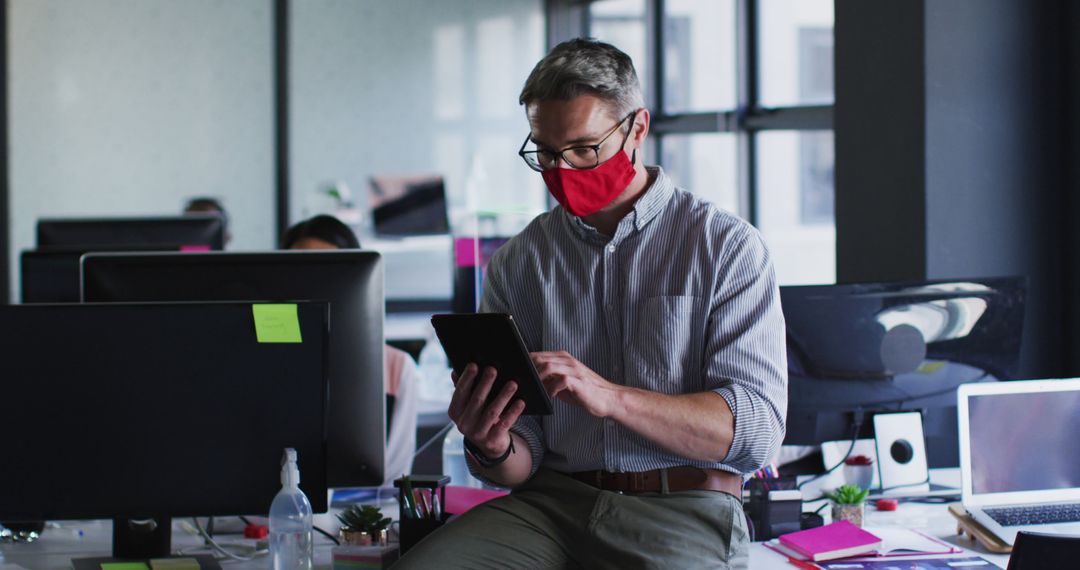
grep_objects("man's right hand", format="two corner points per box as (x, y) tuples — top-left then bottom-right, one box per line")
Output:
(447, 363), (527, 458)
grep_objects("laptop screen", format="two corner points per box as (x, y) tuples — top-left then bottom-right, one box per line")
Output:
(969, 390), (1080, 494)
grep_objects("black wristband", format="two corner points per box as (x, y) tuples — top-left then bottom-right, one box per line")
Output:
(463, 435), (515, 468)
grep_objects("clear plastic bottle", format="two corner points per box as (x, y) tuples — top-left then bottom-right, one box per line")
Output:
(269, 448), (313, 570)
(417, 333), (453, 404)
(441, 430), (483, 489)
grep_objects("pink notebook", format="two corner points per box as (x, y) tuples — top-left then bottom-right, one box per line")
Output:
(778, 521), (882, 562)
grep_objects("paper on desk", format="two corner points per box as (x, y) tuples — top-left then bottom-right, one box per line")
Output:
(815, 556), (996, 569)
(865, 527), (962, 556)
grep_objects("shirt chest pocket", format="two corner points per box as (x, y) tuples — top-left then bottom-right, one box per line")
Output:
(628, 295), (706, 389)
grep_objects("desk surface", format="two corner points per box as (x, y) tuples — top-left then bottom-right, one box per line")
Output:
(750, 499), (1010, 569)
(745, 468), (1010, 569)
(2, 486), (1012, 570)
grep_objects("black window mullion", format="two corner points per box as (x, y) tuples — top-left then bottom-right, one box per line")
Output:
(745, 105), (833, 130)
(652, 111), (738, 135)
(736, 0), (760, 225)
(647, 0), (663, 165)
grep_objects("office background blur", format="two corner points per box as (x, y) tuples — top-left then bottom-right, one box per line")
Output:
(2, 0), (1079, 379)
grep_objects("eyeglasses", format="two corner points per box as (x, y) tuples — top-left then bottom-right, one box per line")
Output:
(517, 111), (637, 172)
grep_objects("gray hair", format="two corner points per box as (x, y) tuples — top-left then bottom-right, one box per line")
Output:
(519, 38), (644, 124)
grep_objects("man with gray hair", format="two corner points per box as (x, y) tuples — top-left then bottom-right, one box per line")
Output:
(398, 38), (786, 568)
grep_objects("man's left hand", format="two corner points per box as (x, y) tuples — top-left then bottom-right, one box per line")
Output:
(530, 351), (624, 418)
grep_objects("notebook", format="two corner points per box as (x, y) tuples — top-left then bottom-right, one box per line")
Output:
(767, 526), (960, 561)
(778, 521), (882, 562)
(957, 378), (1080, 545)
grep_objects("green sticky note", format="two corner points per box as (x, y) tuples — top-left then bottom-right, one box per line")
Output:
(252, 303), (303, 343)
(101, 563), (150, 570)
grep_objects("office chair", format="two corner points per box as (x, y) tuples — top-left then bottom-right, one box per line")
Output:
(1006, 531), (1080, 569)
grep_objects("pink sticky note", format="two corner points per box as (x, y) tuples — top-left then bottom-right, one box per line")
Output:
(179, 245), (211, 252)
(454, 238), (479, 268)
(443, 485), (507, 515)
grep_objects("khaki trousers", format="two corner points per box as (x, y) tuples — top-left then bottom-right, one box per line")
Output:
(393, 467), (749, 570)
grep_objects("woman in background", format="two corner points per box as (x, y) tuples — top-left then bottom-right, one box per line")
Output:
(283, 215), (418, 486)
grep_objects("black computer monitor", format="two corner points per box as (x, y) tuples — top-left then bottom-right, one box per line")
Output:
(0, 301), (329, 558)
(368, 174), (450, 237)
(36, 215), (225, 250)
(21, 245), (186, 304)
(81, 250), (385, 487)
(781, 276), (1026, 467)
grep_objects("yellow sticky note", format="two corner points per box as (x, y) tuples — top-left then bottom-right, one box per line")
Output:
(252, 303), (303, 343)
(101, 563), (150, 570)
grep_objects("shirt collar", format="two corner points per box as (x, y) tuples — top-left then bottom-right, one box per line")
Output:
(630, 166), (674, 231)
(563, 166), (675, 240)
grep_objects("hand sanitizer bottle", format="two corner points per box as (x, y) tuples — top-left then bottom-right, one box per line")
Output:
(269, 448), (313, 570)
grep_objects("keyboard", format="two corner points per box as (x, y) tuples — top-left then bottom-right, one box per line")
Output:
(984, 503), (1080, 526)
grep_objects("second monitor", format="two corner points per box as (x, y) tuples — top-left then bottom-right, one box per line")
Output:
(81, 250), (385, 487)
(37, 215), (225, 250)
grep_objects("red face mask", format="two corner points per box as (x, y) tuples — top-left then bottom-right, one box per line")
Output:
(542, 149), (637, 217)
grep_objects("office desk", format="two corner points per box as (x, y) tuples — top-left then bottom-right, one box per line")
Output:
(2, 504), (1011, 570)
(3, 482), (1013, 570)
(0, 519), (338, 570)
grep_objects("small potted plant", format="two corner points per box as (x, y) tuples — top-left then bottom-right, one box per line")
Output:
(843, 454), (874, 490)
(825, 484), (870, 527)
(337, 504), (392, 546)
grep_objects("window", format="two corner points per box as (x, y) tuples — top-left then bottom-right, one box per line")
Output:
(577, 0), (836, 285)
(662, 0), (737, 113)
(661, 133), (739, 213)
(757, 131), (835, 285)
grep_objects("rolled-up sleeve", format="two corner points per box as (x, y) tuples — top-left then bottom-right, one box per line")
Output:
(705, 226), (788, 474)
(468, 256), (546, 484)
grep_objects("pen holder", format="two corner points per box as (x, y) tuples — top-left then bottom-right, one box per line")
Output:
(394, 475), (451, 555)
(745, 476), (802, 541)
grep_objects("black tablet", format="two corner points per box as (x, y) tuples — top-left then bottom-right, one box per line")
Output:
(431, 313), (553, 416)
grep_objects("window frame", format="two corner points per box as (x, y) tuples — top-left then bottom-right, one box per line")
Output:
(547, 0), (833, 227)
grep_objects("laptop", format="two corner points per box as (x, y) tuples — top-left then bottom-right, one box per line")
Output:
(958, 378), (1080, 545)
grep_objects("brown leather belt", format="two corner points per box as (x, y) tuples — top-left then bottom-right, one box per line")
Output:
(568, 466), (743, 497)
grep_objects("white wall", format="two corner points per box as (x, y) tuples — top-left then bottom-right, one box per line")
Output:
(287, 0), (544, 231)
(289, 0), (546, 301)
(8, 0), (276, 299)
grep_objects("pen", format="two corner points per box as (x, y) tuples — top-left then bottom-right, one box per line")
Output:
(431, 491), (441, 520)
(414, 489), (430, 518)
(401, 476), (418, 519)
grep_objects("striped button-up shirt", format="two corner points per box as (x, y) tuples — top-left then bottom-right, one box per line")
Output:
(478, 166), (787, 479)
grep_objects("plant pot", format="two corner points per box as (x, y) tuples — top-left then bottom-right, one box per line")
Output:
(341, 530), (373, 546)
(831, 502), (865, 527)
(369, 528), (389, 546)
(341, 528), (389, 547)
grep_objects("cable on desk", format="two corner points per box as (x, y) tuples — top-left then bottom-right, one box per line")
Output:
(902, 495), (960, 504)
(314, 525), (340, 545)
(413, 421), (455, 459)
(186, 518), (267, 562)
(797, 410), (866, 501)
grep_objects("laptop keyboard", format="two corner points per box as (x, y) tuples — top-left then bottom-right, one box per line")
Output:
(984, 503), (1080, 526)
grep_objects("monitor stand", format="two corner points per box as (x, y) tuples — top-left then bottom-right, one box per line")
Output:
(112, 517), (172, 559)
